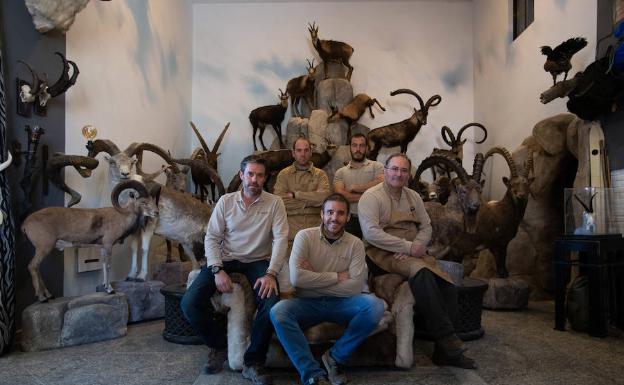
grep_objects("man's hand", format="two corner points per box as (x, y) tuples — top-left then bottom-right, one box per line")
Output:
(337, 271), (350, 282)
(410, 242), (427, 258)
(279, 192), (294, 199)
(297, 258), (315, 271)
(254, 275), (279, 299)
(214, 271), (233, 293)
(393, 253), (411, 261)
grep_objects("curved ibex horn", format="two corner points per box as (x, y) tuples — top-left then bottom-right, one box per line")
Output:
(472, 153), (485, 182)
(525, 150), (534, 178)
(88, 139), (121, 158)
(129, 142), (180, 174)
(415, 155), (470, 185)
(111, 180), (149, 212)
(441, 126), (456, 147)
(456, 123), (487, 145)
(390, 88), (425, 111)
(424, 94), (442, 110)
(484, 146), (518, 178)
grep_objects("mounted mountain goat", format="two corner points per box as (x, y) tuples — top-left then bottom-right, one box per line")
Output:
(22, 180), (157, 302)
(249, 90), (288, 150)
(308, 22), (354, 80)
(430, 123), (487, 179)
(286, 59), (316, 117)
(447, 147), (534, 277)
(367, 89), (441, 160)
(414, 155), (484, 258)
(125, 170), (224, 281)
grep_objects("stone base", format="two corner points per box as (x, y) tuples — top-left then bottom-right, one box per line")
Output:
(106, 280), (165, 323)
(482, 277), (530, 310)
(316, 78), (353, 113)
(153, 261), (193, 286)
(21, 293), (128, 352)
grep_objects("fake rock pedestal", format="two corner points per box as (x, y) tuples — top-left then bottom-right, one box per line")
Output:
(110, 280), (165, 323)
(482, 277), (530, 310)
(21, 293), (128, 352)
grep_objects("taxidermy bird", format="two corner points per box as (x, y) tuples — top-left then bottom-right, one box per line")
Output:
(541, 37), (588, 85)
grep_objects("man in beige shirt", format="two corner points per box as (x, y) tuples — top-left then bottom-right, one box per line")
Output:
(270, 193), (384, 385)
(274, 137), (331, 293)
(182, 155), (288, 385)
(333, 133), (384, 239)
(358, 153), (476, 369)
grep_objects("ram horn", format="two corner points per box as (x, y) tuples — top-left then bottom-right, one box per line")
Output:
(111, 179), (149, 212)
(88, 139), (121, 157)
(128, 142), (180, 176)
(46, 154), (99, 207)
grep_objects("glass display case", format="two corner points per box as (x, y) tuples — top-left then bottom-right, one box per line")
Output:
(564, 187), (624, 235)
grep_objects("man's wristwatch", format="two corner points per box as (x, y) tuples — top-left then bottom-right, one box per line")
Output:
(210, 265), (223, 274)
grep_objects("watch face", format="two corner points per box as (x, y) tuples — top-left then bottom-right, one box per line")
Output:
(211, 266), (221, 274)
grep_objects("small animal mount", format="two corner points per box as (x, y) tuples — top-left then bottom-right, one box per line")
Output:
(541, 37), (587, 85)
(308, 22), (354, 80)
(328, 93), (386, 142)
(46, 154), (99, 207)
(573, 193), (598, 235)
(16, 52), (79, 116)
(286, 59), (316, 117)
(249, 89), (288, 150)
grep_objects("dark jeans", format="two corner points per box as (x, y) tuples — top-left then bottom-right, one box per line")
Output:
(408, 269), (458, 340)
(181, 259), (279, 366)
(345, 215), (362, 239)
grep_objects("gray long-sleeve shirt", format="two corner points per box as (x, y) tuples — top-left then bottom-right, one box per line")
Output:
(357, 182), (432, 254)
(205, 190), (289, 273)
(289, 227), (367, 297)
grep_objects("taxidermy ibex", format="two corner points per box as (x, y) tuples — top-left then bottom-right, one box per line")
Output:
(286, 59), (316, 117)
(430, 122), (487, 179)
(18, 52), (79, 107)
(367, 89), (441, 160)
(249, 89), (288, 150)
(308, 21), (354, 80)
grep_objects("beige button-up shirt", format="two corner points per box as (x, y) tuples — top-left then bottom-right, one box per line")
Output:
(204, 190), (289, 273)
(289, 226), (367, 298)
(358, 182), (432, 254)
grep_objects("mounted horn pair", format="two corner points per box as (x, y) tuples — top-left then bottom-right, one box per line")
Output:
(415, 155), (470, 185)
(16, 52), (79, 108)
(390, 89), (442, 113)
(441, 123), (488, 148)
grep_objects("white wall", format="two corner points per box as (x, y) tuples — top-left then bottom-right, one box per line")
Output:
(192, 1), (476, 183)
(63, 0), (192, 296)
(474, 0), (597, 199)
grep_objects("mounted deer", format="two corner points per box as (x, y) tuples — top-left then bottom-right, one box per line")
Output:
(286, 59), (316, 117)
(308, 21), (354, 80)
(367, 89), (441, 160)
(249, 89), (288, 150)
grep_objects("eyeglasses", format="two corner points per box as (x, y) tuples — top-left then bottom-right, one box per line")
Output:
(385, 166), (410, 174)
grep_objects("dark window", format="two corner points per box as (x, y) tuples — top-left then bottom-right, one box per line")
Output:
(513, 0), (534, 40)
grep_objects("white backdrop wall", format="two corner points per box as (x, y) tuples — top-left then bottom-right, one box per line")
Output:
(63, 0), (192, 296)
(192, 1), (476, 183)
(473, 0), (597, 199)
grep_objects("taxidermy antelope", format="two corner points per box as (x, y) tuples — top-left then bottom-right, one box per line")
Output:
(249, 89), (288, 150)
(308, 22), (354, 80)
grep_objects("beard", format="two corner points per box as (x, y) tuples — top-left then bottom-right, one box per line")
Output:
(350, 151), (365, 162)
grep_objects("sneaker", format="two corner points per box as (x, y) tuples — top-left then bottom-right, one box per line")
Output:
(201, 348), (227, 375)
(321, 350), (347, 385)
(306, 376), (331, 385)
(432, 346), (477, 369)
(242, 364), (273, 385)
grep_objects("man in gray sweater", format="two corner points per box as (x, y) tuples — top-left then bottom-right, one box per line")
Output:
(270, 193), (385, 385)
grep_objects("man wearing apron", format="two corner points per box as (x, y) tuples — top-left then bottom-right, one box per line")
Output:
(358, 153), (476, 369)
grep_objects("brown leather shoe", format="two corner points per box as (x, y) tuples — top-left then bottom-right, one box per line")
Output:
(202, 348), (227, 374)
(435, 334), (467, 357)
(432, 345), (477, 369)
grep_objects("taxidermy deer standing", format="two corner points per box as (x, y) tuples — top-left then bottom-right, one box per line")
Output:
(308, 22), (354, 80)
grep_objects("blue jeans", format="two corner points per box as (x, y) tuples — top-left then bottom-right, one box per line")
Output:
(181, 259), (279, 365)
(270, 295), (384, 383)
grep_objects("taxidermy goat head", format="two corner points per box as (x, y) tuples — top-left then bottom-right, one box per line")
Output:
(18, 52), (79, 107)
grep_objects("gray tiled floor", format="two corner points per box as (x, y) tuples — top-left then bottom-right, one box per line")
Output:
(1, 301), (623, 385)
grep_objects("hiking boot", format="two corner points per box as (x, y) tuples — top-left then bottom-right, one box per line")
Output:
(435, 334), (467, 357)
(321, 350), (347, 385)
(242, 363), (273, 385)
(305, 376), (331, 385)
(201, 348), (227, 375)
(432, 345), (477, 369)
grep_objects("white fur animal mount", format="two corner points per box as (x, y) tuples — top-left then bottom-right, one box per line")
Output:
(24, 0), (90, 33)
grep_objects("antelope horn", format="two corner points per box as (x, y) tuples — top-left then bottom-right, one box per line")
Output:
(211, 122), (230, 156)
(88, 139), (121, 157)
(17, 60), (39, 93)
(589, 192), (598, 213)
(390, 88), (425, 111)
(573, 194), (592, 213)
(456, 123), (487, 145)
(441, 126), (456, 147)
(111, 180), (149, 212)
(484, 146), (517, 178)
(415, 155), (469, 184)
(424, 94), (442, 110)
(472, 153), (485, 182)
(190, 121), (212, 158)
(47, 52), (70, 97)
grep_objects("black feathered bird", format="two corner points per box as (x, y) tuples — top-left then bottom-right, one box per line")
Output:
(541, 37), (588, 85)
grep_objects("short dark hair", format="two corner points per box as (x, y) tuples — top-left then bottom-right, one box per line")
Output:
(292, 136), (312, 150)
(240, 155), (267, 173)
(384, 153), (412, 169)
(349, 133), (367, 144)
(321, 193), (350, 216)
